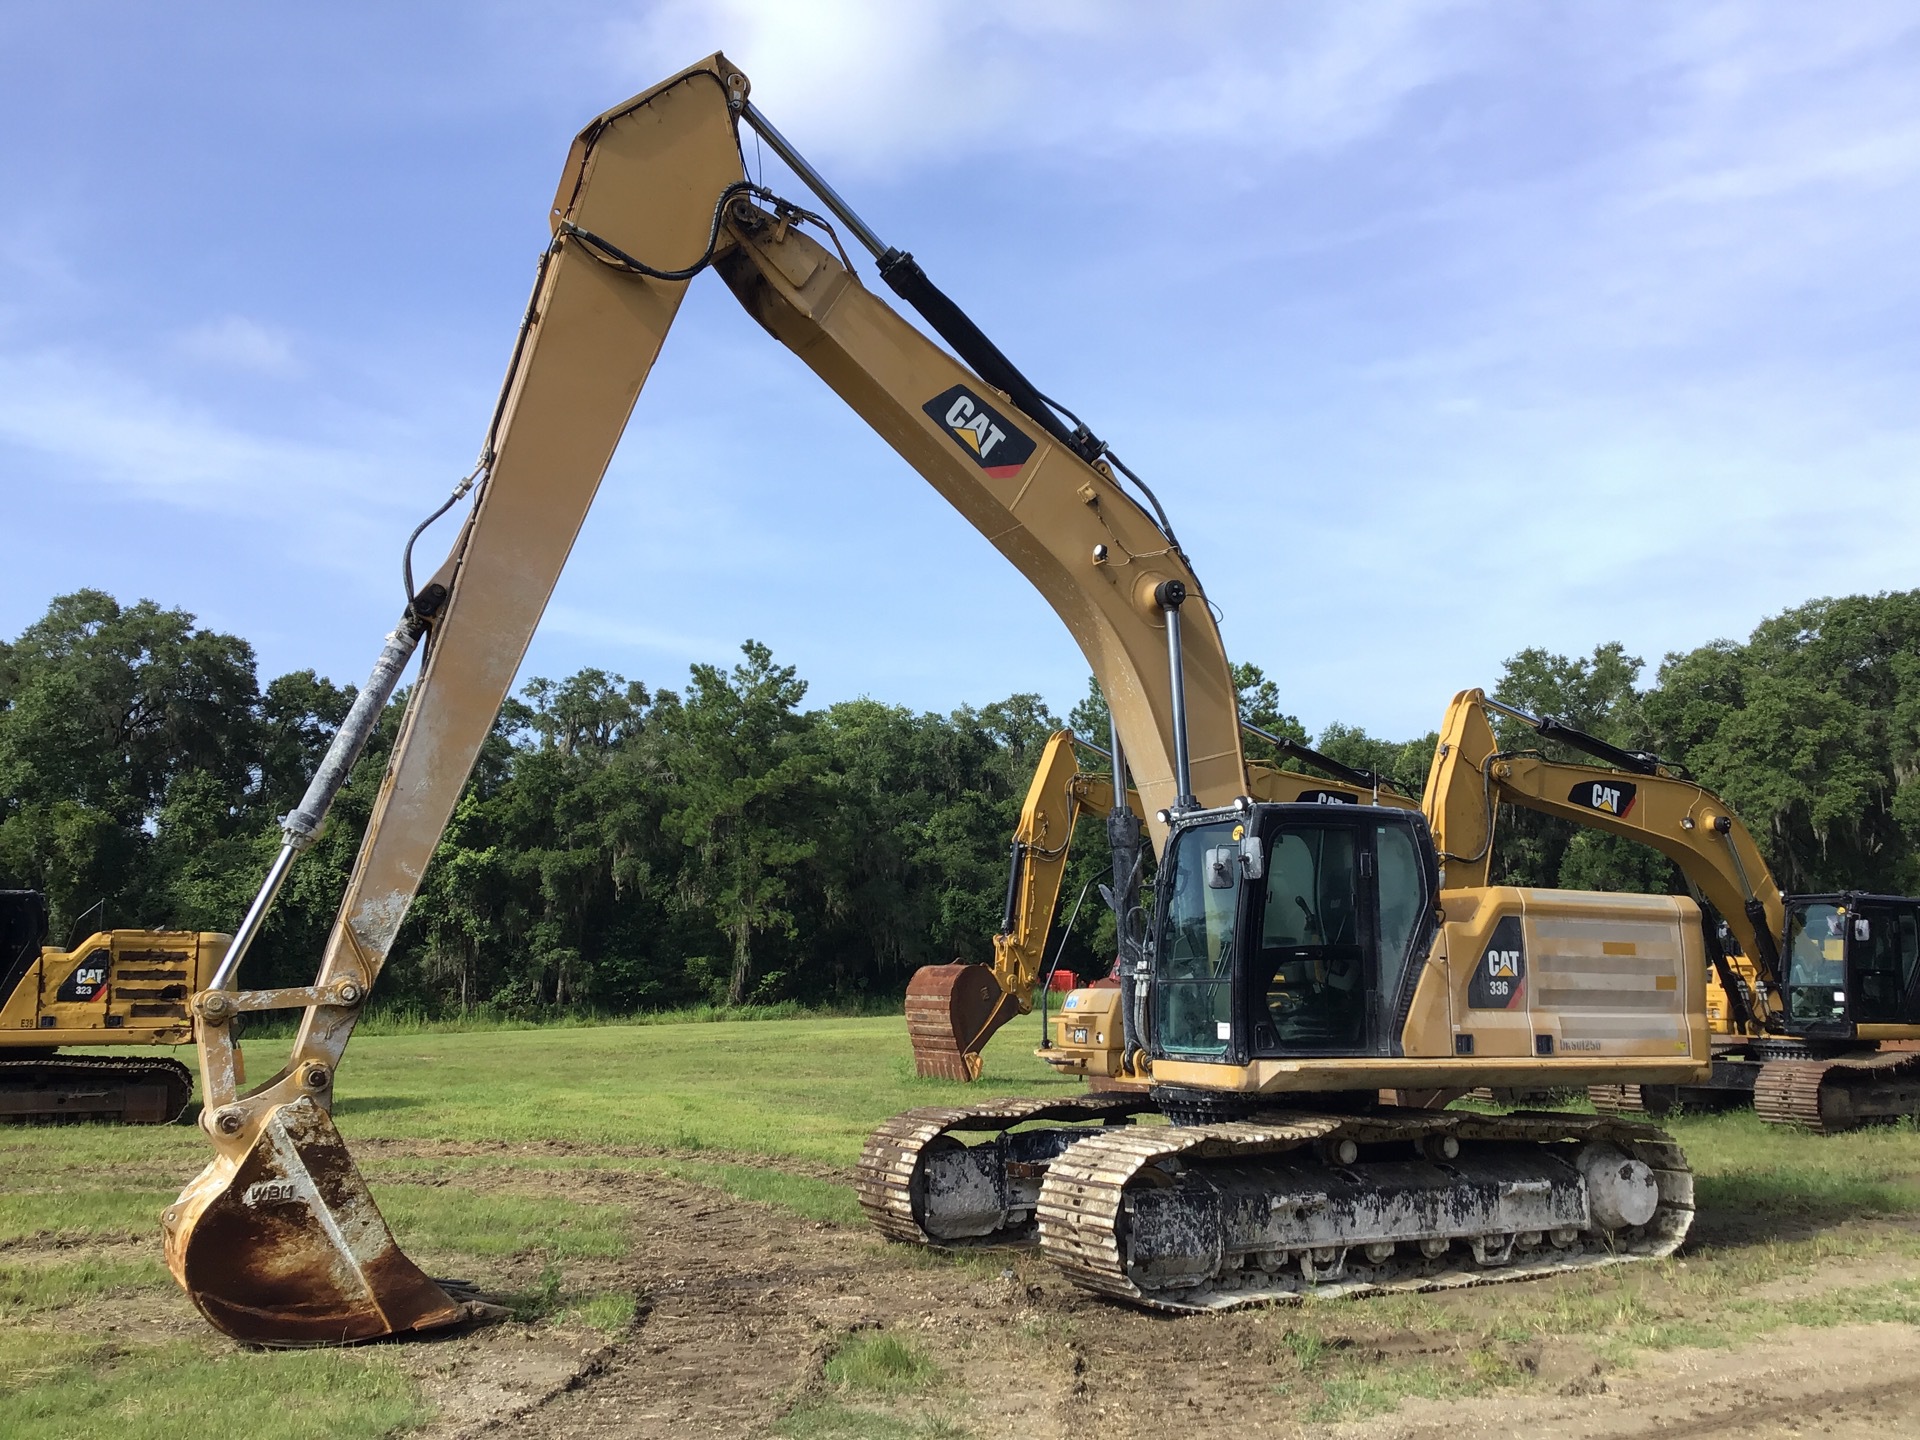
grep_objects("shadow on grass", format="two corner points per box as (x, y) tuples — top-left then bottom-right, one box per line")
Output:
(1690, 1167), (1920, 1245)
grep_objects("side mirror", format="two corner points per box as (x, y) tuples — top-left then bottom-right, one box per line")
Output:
(1204, 846), (1237, 889)
(1239, 832), (1265, 882)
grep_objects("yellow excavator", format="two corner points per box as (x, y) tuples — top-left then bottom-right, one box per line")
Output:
(164, 54), (1708, 1345)
(908, 726), (1420, 1082)
(1424, 688), (1920, 1131)
(1, 889), (228, 1123)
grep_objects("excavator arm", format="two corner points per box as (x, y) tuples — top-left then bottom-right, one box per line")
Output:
(166, 54), (1255, 1346)
(1424, 688), (1787, 1029)
(907, 731), (1128, 1080)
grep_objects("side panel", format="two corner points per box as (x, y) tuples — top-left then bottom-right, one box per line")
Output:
(3, 931), (216, 1046)
(1438, 890), (1534, 1058)
(1397, 931), (1455, 1057)
(1522, 888), (1704, 1061)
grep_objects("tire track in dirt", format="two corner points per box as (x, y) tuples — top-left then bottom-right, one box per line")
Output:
(443, 1166), (1019, 1439)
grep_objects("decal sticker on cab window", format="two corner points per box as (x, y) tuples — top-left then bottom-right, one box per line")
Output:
(1468, 916), (1526, 1010)
(923, 385), (1036, 479)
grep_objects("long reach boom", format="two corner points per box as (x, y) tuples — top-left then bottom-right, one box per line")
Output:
(166, 53), (1254, 1346)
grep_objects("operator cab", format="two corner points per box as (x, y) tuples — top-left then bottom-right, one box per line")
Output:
(1783, 893), (1920, 1036)
(1151, 802), (1439, 1064)
(0, 890), (49, 1006)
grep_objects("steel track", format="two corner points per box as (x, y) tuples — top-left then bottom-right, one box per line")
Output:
(0, 1053), (194, 1124)
(1036, 1108), (1692, 1312)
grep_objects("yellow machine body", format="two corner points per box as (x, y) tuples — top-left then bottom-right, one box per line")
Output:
(167, 56), (1721, 1340)
(1, 930), (226, 1046)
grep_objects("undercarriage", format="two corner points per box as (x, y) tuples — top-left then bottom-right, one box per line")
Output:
(0, 1053), (194, 1125)
(857, 1096), (1691, 1311)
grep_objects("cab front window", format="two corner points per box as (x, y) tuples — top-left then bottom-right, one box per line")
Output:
(1786, 901), (1847, 1023)
(1153, 821), (1240, 1057)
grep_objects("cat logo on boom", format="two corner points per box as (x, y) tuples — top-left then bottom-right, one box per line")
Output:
(923, 385), (1036, 480)
(1568, 778), (1638, 818)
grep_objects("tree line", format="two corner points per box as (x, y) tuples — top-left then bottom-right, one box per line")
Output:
(2, 587), (1916, 1015)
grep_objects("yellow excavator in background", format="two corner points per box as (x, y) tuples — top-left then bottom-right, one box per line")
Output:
(165, 54), (1712, 1346)
(908, 726), (1420, 1082)
(1, 890), (228, 1123)
(1425, 689), (1920, 1131)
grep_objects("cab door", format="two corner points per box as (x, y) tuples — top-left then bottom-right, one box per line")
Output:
(1850, 901), (1920, 1028)
(1242, 808), (1434, 1059)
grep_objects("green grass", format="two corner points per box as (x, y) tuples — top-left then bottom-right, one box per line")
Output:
(776, 1407), (969, 1440)
(239, 996), (904, 1040)
(13, 1016), (1920, 1435)
(319, 1013), (1073, 1162)
(0, 1329), (425, 1440)
(777, 1333), (958, 1440)
(824, 1333), (941, 1395)
(0, 1255), (172, 1316)
(562, 1290), (638, 1333)
(0, 1188), (177, 1243)
(372, 1186), (628, 1260)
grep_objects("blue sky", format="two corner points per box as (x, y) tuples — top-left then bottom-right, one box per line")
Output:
(3, 2), (1916, 740)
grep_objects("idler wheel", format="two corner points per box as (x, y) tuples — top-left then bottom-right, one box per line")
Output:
(1576, 1142), (1659, 1231)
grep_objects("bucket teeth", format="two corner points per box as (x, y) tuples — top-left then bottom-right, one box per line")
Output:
(164, 1095), (494, 1346)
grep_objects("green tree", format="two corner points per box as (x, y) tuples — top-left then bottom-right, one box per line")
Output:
(1488, 641), (1672, 892)
(655, 642), (822, 1005)
(1646, 592), (1920, 893)
(0, 590), (260, 933)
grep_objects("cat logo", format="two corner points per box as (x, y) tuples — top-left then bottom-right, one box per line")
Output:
(1568, 778), (1637, 817)
(55, 964), (108, 1002)
(922, 385), (1036, 479)
(1295, 789), (1357, 805)
(1468, 917), (1527, 1010)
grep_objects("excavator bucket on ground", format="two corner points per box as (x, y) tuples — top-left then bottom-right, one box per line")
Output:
(906, 963), (1022, 1080)
(164, 1096), (494, 1346)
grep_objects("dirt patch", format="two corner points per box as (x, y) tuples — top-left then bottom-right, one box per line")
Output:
(19, 1146), (1920, 1438)
(397, 1162), (1920, 1439)
(352, 1136), (857, 1186)
(1320, 1322), (1920, 1439)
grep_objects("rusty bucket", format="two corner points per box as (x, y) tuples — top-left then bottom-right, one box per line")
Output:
(163, 1095), (494, 1346)
(905, 962), (1020, 1081)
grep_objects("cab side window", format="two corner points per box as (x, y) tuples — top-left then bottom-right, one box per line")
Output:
(1375, 822), (1427, 1018)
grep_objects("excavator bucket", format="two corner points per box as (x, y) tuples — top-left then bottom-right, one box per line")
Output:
(906, 963), (1021, 1081)
(163, 1096), (490, 1346)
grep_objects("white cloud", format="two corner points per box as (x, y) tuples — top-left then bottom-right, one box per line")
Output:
(603, 0), (1476, 174)
(174, 314), (301, 376)
(0, 349), (407, 513)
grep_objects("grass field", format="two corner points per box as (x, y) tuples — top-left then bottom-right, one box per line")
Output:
(7, 1014), (1920, 1436)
